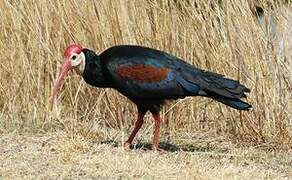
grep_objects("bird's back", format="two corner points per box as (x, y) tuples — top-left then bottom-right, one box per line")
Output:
(100, 45), (202, 100)
(96, 45), (251, 110)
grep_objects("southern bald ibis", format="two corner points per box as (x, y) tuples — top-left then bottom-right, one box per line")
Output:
(52, 44), (251, 151)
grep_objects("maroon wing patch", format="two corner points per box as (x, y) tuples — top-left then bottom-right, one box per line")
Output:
(115, 64), (169, 83)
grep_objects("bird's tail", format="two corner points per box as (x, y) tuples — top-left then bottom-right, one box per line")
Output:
(197, 77), (252, 110)
(199, 77), (252, 110)
(178, 67), (252, 110)
(212, 96), (252, 110)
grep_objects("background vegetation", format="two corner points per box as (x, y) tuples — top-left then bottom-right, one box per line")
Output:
(0, 0), (292, 179)
(0, 0), (291, 148)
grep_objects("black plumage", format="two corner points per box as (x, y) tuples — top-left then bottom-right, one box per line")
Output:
(54, 44), (251, 151)
(82, 45), (251, 113)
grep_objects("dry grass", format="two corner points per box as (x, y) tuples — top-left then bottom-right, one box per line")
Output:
(0, 132), (291, 179)
(0, 0), (291, 178)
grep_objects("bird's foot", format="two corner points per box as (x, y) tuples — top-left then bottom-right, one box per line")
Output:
(123, 142), (132, 151)
(151, 145), (166, 153)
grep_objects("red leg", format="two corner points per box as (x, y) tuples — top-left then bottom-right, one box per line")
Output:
(124, 112), (145, 150)
(151, 113), (165, 152)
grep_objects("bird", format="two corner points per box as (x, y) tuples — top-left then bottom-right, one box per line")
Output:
(52, 44), (251, 151)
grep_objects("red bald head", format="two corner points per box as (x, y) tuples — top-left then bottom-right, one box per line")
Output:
(64, 44), (83, 59)
(52, 44), (84, 100)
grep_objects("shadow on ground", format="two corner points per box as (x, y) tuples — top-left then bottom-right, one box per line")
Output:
(101, 140), (227, 153)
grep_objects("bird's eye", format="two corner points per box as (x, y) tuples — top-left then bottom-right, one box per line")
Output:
(71, 55), (77, 60)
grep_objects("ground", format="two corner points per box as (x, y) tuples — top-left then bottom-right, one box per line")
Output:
(0, 132), (291, 179)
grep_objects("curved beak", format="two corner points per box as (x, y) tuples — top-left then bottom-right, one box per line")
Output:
(52, 59), (72, 100)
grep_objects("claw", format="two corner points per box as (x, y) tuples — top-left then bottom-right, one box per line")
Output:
(123, 142), (132, 151)
(151, 145), (167, 153)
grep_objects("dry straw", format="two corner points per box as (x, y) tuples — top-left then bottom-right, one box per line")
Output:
(0, 0), (291, 149)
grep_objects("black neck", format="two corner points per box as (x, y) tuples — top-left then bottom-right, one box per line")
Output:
(82, 49), (110, 87)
